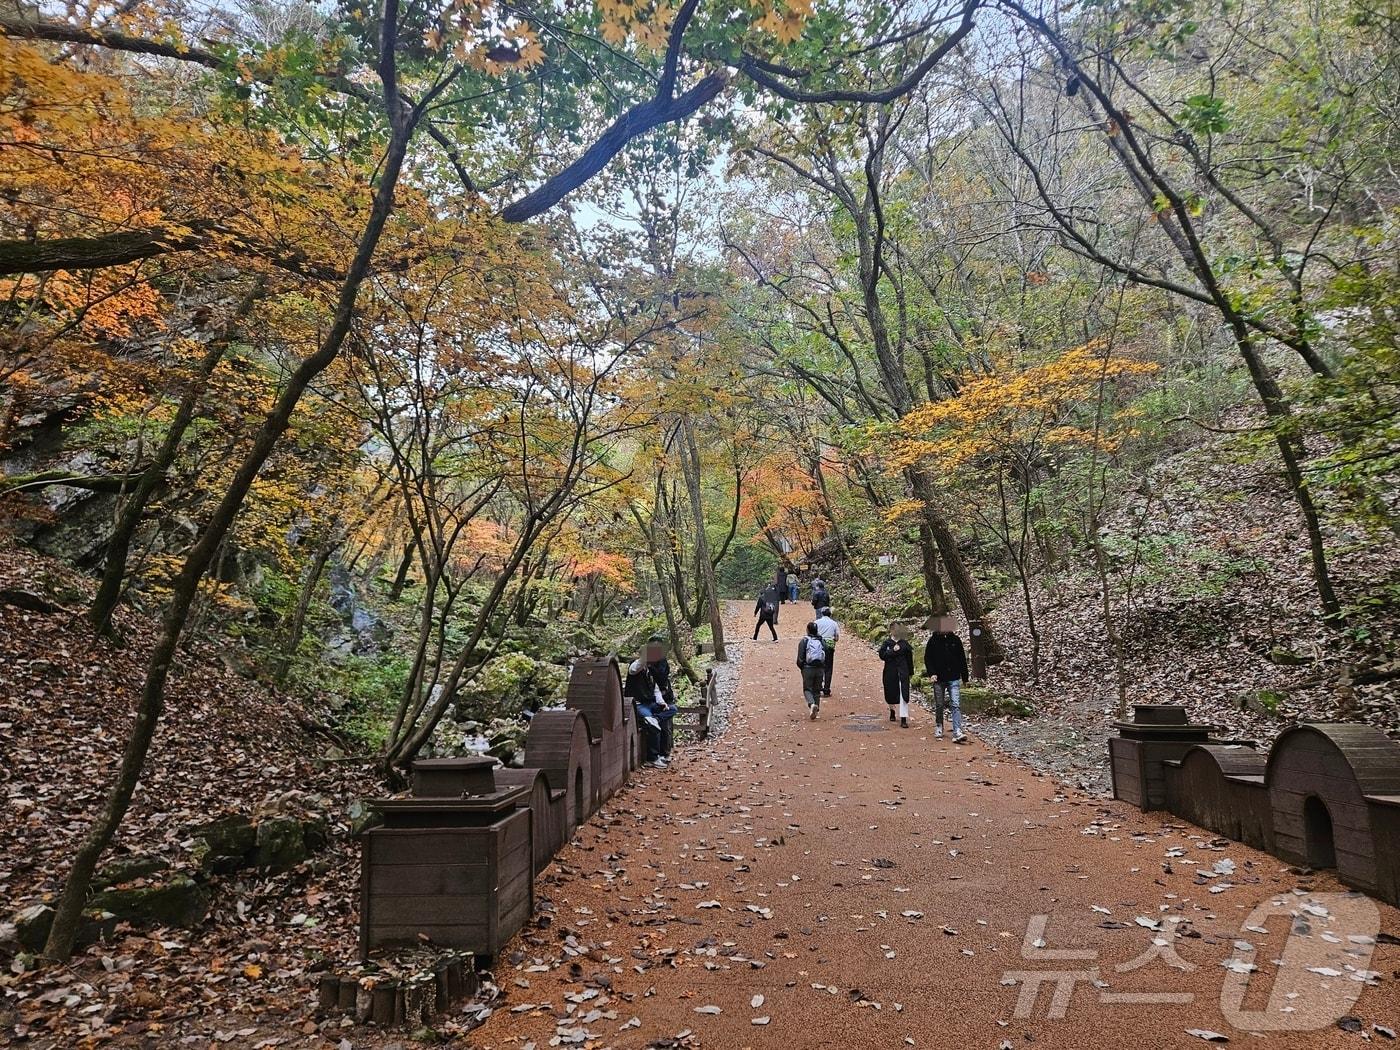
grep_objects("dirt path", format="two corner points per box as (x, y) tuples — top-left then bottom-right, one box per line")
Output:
(467, 602), (1399, 1049)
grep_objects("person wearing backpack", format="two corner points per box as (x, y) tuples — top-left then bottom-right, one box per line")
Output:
(753, 585), (780, 641)
(796, 621), (826, 719)
(813, 606), (840, 698)
(878, 623), (915, 728)
(924, 619), (969, 743)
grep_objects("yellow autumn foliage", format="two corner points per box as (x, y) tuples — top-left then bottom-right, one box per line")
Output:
(890, 342), (1158, 475)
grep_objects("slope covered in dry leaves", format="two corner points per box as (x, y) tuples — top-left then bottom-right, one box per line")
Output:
(0, 544), (380, 1046)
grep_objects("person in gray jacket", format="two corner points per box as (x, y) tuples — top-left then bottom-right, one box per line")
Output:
(814, 607), (840, 698)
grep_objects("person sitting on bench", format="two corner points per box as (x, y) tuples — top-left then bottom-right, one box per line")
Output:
(627, 637), (677, 768)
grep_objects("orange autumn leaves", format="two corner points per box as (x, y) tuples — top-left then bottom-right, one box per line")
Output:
(887, 342), (1158, 478)
(0, 30), (352, 400)
(739, 450), (829, 556)
(423, 0), (547, 70)
(593, 0), (811, 50)
(0, 35), (333, 257)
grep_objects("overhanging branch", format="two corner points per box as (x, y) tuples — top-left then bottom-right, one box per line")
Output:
(500, 70), (726, 222)
(737, 1), (979, 105)
(0, 222), (341, 280)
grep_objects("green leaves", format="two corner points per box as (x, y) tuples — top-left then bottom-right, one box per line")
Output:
(1177, 93), (1230, 135)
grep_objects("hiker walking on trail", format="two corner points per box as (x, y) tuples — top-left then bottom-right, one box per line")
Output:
(627, 639), (677, 767)
(878, 624), (915, 728)
(785, 567), (798, 603)
(773, 565), (789, 604)
(753, 585), (780, 641)
(814, 606), (840, 698)
(797, 621), (826, 719)
(924, 621), (968, 743)
(810, 577), (830, 613)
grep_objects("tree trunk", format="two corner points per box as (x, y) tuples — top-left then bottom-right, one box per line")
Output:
(386, 557), (444, 753)
(632, 503), (701, 683)
(810, 442), (876, 592)
(680, 418), (727, 661)
(1045, 42), (1342, 620)
(387, 541), (415, 601)
(41, 71), (416, 962)
(89, 282), (261, 634)
(386, 517), (551, 766)
(917, 519), (950, 621)
(660, 485), (695, 625)
(274, 540), (336, 683)
(909, 468), (1006, 673)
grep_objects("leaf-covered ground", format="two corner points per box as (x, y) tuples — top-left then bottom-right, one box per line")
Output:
(0, 544), (380, 1047)
(2, 423), (1397, 1047)
(432, 604), (1400, 1050)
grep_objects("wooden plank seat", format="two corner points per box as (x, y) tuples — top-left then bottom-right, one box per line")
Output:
(495, 767), (564, 877)
(1164, 744), (1274, 852)
(1266, 724), (1400, 897)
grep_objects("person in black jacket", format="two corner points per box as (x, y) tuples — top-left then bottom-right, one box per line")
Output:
(626, 638), (677, 767)
(810, 578), (830, 613)
(753, 585), (780, 641)
(773, 564), (789, 604)
(796, 622), (826, 720)
(923, 621), (968, 743)
(878, 623), (915, 728)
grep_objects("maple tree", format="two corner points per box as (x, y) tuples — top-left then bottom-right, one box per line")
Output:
(6, 0), (784, 960)
(887, 342), (1159, 677)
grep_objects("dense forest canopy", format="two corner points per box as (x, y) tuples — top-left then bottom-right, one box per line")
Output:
(1, 0), (1397, 966)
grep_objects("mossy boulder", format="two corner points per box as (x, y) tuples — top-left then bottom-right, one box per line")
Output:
(13, 904), (120, 952)
(1266, 648), (1313, 667)
(1241, 688), (1286, 715)
(455, 653), (568, 720)
(252, 816), (309, 872)
(347, 799), (383, 838)
(94, 854), (169, 889)
(190, 813), (329, 872)
(190, 816), (257, 874)
(301, 815), (331, 854)
(89, 876), (208, 929)
(959, 685), (1035, 718)
(13, 904), (54, 953)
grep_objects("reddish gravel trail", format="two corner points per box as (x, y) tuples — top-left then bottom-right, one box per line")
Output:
(468, 603), (1399, 1049)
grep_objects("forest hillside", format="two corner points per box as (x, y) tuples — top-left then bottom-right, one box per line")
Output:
(1, 0), (1397, 1043)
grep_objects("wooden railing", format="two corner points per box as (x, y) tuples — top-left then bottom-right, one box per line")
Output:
(673, 667), (716, 740)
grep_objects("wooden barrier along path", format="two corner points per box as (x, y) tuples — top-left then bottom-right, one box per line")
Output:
(330, 654), (718, 1028)
(1110, 705), (1400, 906)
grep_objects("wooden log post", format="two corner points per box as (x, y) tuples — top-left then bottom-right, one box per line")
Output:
(370, 981), (397, 1026)
(318, 974), (341, 1014)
